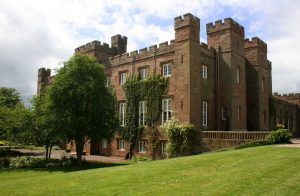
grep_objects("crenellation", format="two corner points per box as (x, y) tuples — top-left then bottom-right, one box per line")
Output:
(244, 37), (267, 51)
(174, 13), (200, 30)
(75, 40), (116, 54)
(206, 18), (244, 35)
(130, 50), (138, 56)
(200, 42), (215, 57)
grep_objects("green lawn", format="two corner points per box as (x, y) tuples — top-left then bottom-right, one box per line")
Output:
(1, 146), (300, 195)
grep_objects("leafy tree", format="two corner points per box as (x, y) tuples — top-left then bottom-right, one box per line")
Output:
(47, 53), (118, 165)
(0, 87), (21, 108)
(31, 93), (62, 160)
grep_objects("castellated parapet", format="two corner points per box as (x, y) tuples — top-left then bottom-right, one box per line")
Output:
(244, 37), (267, 51)
(174, 13), (200, 29)
(107, 40), (175, 66)
(206, 18), (244, 35)
(75, 40), (117, 54)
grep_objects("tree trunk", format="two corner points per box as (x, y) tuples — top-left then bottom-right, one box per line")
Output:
(45, 143), (49, 160)
(75, 139), (84, 166)
(48, 144), (53, 160)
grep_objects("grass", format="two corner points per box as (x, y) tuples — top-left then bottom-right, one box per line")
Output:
(0, 146), (300, 195)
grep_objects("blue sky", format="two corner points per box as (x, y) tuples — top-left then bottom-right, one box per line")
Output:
(0, 0), (299, 103)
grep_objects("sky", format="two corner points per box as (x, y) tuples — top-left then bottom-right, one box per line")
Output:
(0, 0), (300, 104)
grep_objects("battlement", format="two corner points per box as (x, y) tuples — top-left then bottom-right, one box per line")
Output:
(107, 40), (174, 66)
(174, 13), (200, 30)
(244, 37), (267, 51)
(274, 92), (300, 98)
(206, 18), (244, 35)
(75, 40), (116, 54)
(200, 42), (215, 57)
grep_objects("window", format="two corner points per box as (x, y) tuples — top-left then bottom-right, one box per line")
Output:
(120, 72), (127, 85)
(117, 139), (125, 150)
(163, 63), (171, 77)
(119, 102), (126, 126)
(161, 142), (166, 155)
(138, 140), (146, 152)
(221, 106), (227, 120)
(139, 101), (146, 126)
(202, 65), (207, 78)
(105, 76), (109, 87)
(238, 106), (241, 121)
(262, 77), (265, 92)
(202, 101), (208, 126)
(102, 138), (107, 148)
(162, 98), (171, 123)
(139, 68), (147, 80)
(237, 66), (240, 83)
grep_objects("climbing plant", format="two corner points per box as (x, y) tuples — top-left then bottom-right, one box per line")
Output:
(119, 73), (168, 158)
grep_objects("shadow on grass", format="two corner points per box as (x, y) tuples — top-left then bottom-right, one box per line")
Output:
(0, 161), (130, 173)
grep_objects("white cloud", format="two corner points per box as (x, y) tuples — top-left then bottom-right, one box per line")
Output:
(0, 0), (299, 104)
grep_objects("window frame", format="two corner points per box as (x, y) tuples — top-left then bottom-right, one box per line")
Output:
(139, 68), (147, 80)
(138, 140), (146, 153)
(139, 101), (146, 126)
(202, 65), (208, 79)
(163, 63), (171, 77)
(119, 72), (127, 85)
(117, 139), (125, 151)
(119, 102), (126, 126)
(202, 101), (208, 126)
(162, 98), (171, 124)
(221, 106), (227, 121)
(161, 141), (166, 155)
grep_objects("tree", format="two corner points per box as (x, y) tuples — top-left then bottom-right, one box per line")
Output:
(0, 87), (21, 108)
(47, 53), (118, 165)
(31, 93), (62, 160)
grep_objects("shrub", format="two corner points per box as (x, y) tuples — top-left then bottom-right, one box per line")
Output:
(0, 141), (5, 146)
(267, 129), (292, 144)
(161, 119), (195, 158)
(52, 146), (61, 150)
(0, 157), (10, 168)
(0, 146), (10, 156)
(274, 124), (285, 130)
(235, 140), (270, 149)
(132, 156), (148, 162)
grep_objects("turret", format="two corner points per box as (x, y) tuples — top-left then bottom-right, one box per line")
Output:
(174, 13), (200, 43)
(111, 34), (127, 55)
(37, 68), (51, 95)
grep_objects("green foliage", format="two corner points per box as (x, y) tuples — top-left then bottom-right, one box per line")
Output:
(120, 74), (167, 157)
(274, 124), (285, 130)
(0, 141), (5, 146)
(0, 87), (21, 108)
(47, 53), (118, 165)
(132, 156), (149, 162)
(235, 140), (270, 149)
(161, 119), (195, 158)
(267, 129), (292, 144)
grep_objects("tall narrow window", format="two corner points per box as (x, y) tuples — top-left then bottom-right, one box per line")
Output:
(162, 98), (171, 123)
(202, 101), (208, 126)
(102, 138), (107, 148)
(163, 63), (171, 77)
(238, 106), (241, 121)
(202, 65), (207, 78)
(237, 66), (240, 83)
(119, 102), (126, 126)
(140, 68), (147, 80)
(221, 106), (227, 120)
(139, 101), (146, 126)
(262, 77), (265, 92)
(117, 139), (125, 150)
(138, 140), (146, 152)
(105, 76), (110, 87)
(120, 72), (127, 85)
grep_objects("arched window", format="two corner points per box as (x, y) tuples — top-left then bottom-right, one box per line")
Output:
(237, 66), (241, 83)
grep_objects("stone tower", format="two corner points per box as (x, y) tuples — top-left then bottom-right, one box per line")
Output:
(207, 18), (247, 130)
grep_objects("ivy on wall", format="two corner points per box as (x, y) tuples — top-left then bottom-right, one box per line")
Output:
(119, 74), (168, 157)
(160, 118), (195, 158)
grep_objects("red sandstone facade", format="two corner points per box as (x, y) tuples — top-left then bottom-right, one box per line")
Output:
(38, 13), (300, 158)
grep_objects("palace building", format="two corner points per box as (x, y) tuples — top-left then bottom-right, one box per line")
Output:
(38, 13), (300, 158)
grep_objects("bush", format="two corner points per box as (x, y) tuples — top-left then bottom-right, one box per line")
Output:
(0, 141), (5, 146)
(235, 140), (270, 149)
(132, 156), (148, 163)
(161, 119), (195, 158)
(0, 157), (10, 168)
(274, 124), (285, 130)
(267, 129), (292, 144)
(0, 146), (10, 156)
